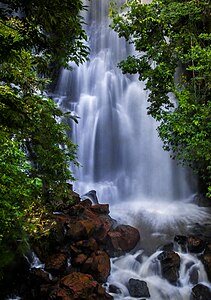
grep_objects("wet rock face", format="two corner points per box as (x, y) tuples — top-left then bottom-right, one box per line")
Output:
(106, 225), (140, 257)
(201, 243), (211, 282)
(45, 253), (67, 274)
(157, 251), (180, 284)
(191, 283), (211, 300)
(187, 236), (205, 253)
(48, 272), (112, 300)
(128, 278), (150, 298)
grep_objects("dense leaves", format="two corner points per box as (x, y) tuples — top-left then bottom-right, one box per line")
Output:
(110, 0), (211, 197)
(0, 0), (87, 277)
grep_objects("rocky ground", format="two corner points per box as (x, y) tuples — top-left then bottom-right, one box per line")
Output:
(1, 191), (211, 300)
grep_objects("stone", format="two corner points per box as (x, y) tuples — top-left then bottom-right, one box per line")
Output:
(90, 204), (110, 215)
(191, 283), (211, 300)
(82, 250), (111, 282)
(187, 236), (205, 253)
(128, 279), (150, 298)
(60, 272), (97, 296)
(81, 199), (93, 207)
(49, 287), (72, 300)
(174, 235), (188, 252)
(45, 253), (67, 274)
(30, 268), (51, 284)
(201, 243), (211, 282)
(74, 238), (99, 253)
(66, 220), (96, 241)
(107, 225), (140, 256)
(109, 284), (122, 294)
(58, 272), (112, 299)
(73, 253), (88, 266)
(157, 251), (180, 284)
(81, 190), (99, 204)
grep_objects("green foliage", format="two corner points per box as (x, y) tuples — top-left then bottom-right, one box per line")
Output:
(0, 128), (42, 275)
(0, 0), (88, 277)
(0, 0), (89, 71)
(110, 0), (211, 197)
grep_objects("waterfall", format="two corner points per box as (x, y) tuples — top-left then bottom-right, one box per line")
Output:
(54, 0), (211, 299)
(55, 0), (196, 204)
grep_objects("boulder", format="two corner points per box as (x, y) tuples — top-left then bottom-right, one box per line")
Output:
(49, 287), (72, 300)
(30, 268), (51, 284)
(82, 208), (114, 242)
(66, 220), (96, 241)
(187, 236), (205, 253)
(49, 272), (113, 300)
(82, 250), (111, 282)
(74, 238), (99, 254)
(108, 284), (122, 294)
(174, 235), (188, 252)
(107, 225), (140, 256)
(90, 204), (110, 215)
(191, 283), (211, 300)
(128, 278), (150, 298)
(45, 253), (67, 274)
(157, 251), (180, 284)
(73, 253), (88, 266)
(201, 243), (211, 282)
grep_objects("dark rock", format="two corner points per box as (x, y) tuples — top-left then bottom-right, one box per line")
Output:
(67, 204), (85, 216)
(81, 190), (99, 204)
(201, 243), (211, 282)
(90, 204), (110, 215)
(81, 199), (93, 207)
(45, 253), (67, 274)
(74, 238), (99, 254)
(30, 268), (51, 284)
(128, 278), (150, 298)
(191, 283), (211, 300)
(174, 235), (188, 252)
(48, 287), (72, 300)
(157, 251), (180, 284)
(160, 242), (174, 252)
(73, 253), (88, 266)
(187, 236), (205, 253)
(107, 225), (140, 256)
(189, 266), (199, 285)
(109, 284), (122, 294)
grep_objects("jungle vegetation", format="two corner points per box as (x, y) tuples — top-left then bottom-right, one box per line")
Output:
(110, 0), (211, 197)
(0, 0), (88, 276)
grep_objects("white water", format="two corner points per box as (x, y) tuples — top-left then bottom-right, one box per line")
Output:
(54, 0), (211, 299)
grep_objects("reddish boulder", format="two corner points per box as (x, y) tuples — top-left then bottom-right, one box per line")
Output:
(49, 287), (72, 300)
(74, 238), (99, 253)
(82, 250), (111, 282)
(45, 253), (67, 274)
(107, 225), (140, 256)
(90, 204), (110, 215)
(66, 220), (96, 241)
(73, 253), (88, 266)
(55, 272), (112, 299)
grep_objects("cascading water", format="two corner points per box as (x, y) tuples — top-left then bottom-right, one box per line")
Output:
(54, 0), (211, 299)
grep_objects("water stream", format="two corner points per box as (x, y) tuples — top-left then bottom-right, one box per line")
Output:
(54, 0), (211, 299)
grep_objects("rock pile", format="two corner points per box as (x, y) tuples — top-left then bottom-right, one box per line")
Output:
(26, 190), (140, 300)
